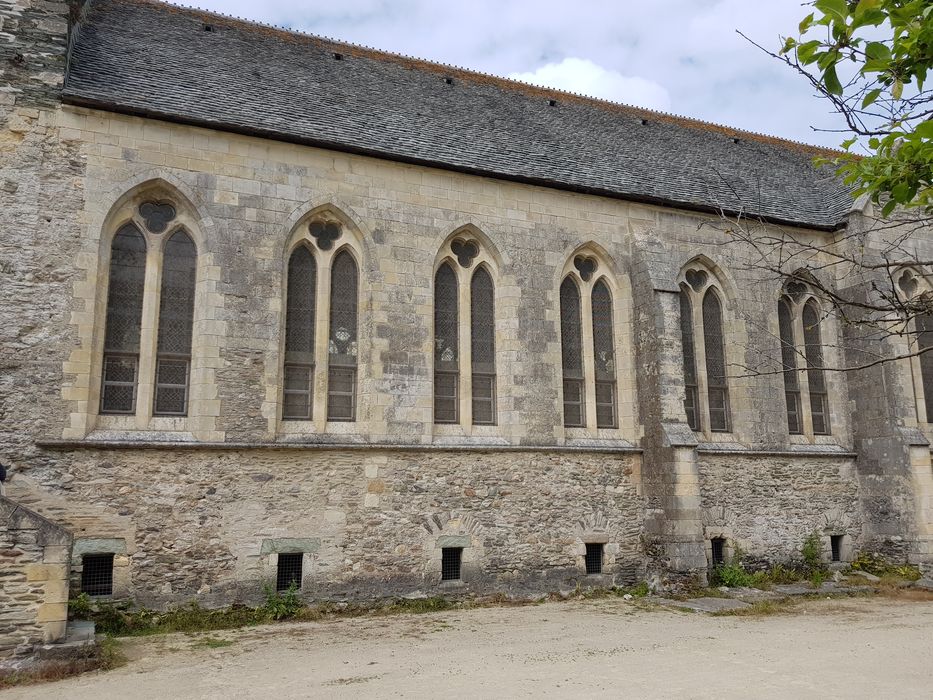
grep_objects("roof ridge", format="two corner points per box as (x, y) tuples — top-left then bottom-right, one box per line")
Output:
(156, 0), (843, 158)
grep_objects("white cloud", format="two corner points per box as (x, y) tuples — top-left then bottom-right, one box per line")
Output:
(508, 58), (671, 111)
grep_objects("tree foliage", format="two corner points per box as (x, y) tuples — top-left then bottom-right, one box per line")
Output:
(779, 0), (932, 215)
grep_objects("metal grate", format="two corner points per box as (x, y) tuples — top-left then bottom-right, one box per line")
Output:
(434, 263), (459, 423)
(560, 277), (584, 427)
(918, 314), (933, 421)
(802, 300), (830, 435)
(470, 267), (496, 425)
(81, 553), (114, 597)
(592, 280), (617, 428)
(702, 289), (730, 432)
(441, 547), (462, 581)
(778, 298), (802, 434)
(711, 538), (725, 567)
(830, 535), (842, 562)
(284, 246), (317, 420)
(276, 552), (303, 591)
(327, 250), (358, 421)
(585, 543), (603, 574)
(680, 289), (700, 431)
(101, 226), (147, 414)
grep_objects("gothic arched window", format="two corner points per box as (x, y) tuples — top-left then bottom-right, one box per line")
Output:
(679, 266), (731, 433)
(470, 267), (496, 425)
(592, 279), (617, 428)
(100, 225), (148, 414)
(327, 249), (358, 421)
(434, 262), (459, 424)
(154, 230), (197, 416)
(282, 246), (316, 420)
(802, 299), (830, 435)
(679, 289), (699, 430)
(778, 297), (802, 434)
(560, 276), (584, 428)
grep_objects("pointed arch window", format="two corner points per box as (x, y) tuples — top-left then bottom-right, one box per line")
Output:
(154, 230), (197, 416)
(434, 263), (460, 424)
(100, 225), (148, 414)
(777, 285), (831, 436)
(678, 267), (731, 433)
(282, 246), (317, 420)
(327, 250), (358, 422)
(560, 276), (585, 428)
(470, 267), (496, 425)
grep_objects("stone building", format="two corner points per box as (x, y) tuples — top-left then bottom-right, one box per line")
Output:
(1, 0), (932, 625)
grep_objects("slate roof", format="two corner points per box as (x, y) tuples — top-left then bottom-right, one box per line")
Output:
(62, 0), (854, 230)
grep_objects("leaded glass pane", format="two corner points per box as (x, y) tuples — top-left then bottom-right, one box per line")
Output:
(328, 251), (358, 421)
(595, 380), (617, 429)
(471, 268), (495, 425)
(101, 226), (146, 414)
(592, 279), (617, 428)
(778, 297), (802, 434)
(154, 357), (189, 415)
(156, 231), (196, 355)
(680, 289), (700, 431)
(702, 289), (730, 432)
(285, 246), (316, 363)
(103, 226), (147, 354)
(803, 299), (830, 435)
(918, 314), (933, 422)
(434, 263), (459, 424)
(560, 277), (583, 428)
(283, 364), (312, 420)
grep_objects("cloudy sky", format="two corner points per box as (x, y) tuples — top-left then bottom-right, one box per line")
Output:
(170, 0), (843, 148)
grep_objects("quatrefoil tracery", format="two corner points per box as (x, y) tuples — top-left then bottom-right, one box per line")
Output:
(684, 268), (708, 292)
(309, 220), (342, 251)
(898, 270), (919, 298)
(785, 280), (809, 303)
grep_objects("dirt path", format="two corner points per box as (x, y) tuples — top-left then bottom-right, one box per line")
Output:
(7, 597), (933, 699)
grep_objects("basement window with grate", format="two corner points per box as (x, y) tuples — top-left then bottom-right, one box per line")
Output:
(276, 553), (304, 591)
(585, 543), (604, 575)
(711, 537), (726, 567)
(441, 547), (463, 582)
(830, 535), (843, 563)
(81, 553), (115, 597)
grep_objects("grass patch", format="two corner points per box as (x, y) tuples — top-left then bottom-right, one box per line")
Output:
(848, 552), (922, 581)
(711, 599), (799, 617)
(191, 636), (235, 649)
(0, 637), (125, 690)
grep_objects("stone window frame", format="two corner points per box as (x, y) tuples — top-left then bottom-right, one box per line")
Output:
(777, 282), (833, 439)
(71, 538), (130, 600)
(89, 186), (211, 436)
(575, 532), (616, 578)
(260, 538), (320, 592)
(896, 268), (933, 427)
(276, 207), (366, 436)
(430, 534), (480, 588)
(557, 246), (633, 439)
(431, 232), (501, 436)
(677, 261), (735, 438)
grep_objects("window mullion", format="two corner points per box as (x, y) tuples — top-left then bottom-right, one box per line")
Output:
(135, 242), (161, 426)
(313, 251), (332, 430)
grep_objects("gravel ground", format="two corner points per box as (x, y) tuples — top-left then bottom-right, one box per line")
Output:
(6, 597), (933, 699)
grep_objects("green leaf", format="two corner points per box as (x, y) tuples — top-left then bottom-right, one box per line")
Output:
(796, 40), (822, 64)
(864, 42), (891, 61)
(814, 0), (850, 22)
(892, 78), (903, 99)
(799, 13), (814, 33)
(861, 88), (882, 108)
(915, 121), (933, 140)
(841, 136), (858, 150)
(881, 199), (897, 217)
(824, 64), (843, 96)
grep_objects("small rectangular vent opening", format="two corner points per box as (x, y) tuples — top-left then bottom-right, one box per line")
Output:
(585, 543), (603, 575)
(276, 552), (303, 591)
(711, 537), (726, 567)
(441, 547), (462, 581)
(81, 553), (114, 597)
(830, 535), (843, 562)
